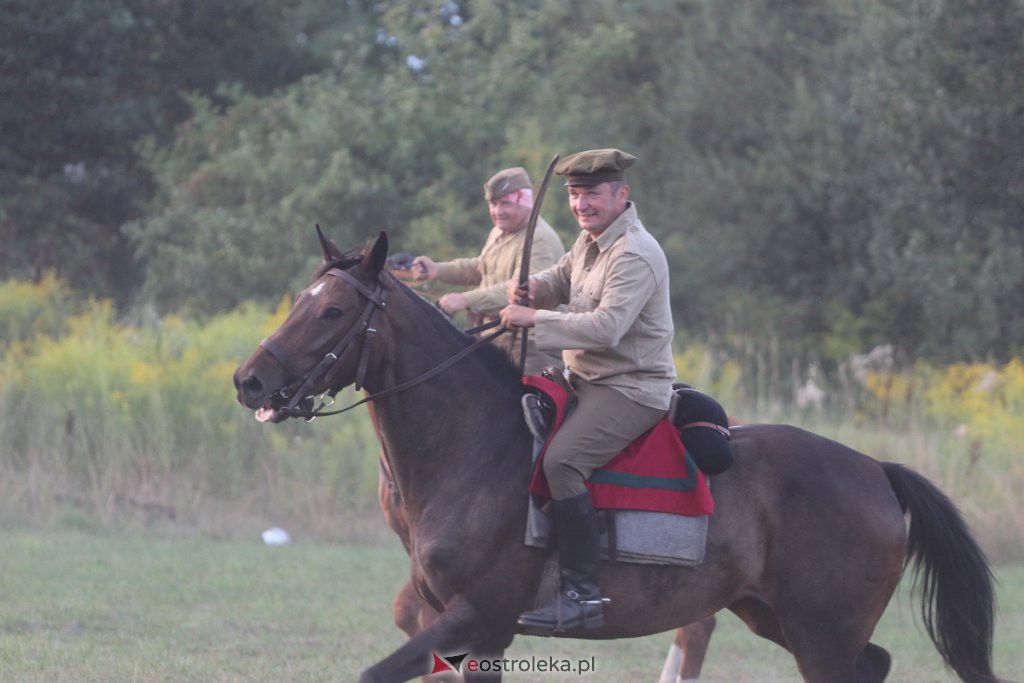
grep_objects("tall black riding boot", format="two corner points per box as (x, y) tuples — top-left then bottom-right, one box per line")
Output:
(517, 491), (608, 633)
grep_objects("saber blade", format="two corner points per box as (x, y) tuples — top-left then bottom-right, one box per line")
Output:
(516, 153), (560, 374)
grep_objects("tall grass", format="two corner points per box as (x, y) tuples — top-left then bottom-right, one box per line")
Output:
(1, 276), (1022, 560)
(691, 341), (1024, 562)
(0, 279), (381, 538)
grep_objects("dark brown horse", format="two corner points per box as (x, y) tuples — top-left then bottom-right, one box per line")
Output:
(378, 449), (716, 683)
(234, 231), (1003, 683)
(376, 451), (457, 683)
(369, 319), (720, 683)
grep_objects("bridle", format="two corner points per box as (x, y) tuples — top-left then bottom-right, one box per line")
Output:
(257, 268), (509, 422)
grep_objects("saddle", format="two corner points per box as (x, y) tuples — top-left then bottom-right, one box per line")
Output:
(521, 371), (731, 516)
(520, 370), (731, 568)
(521, 367), (577, 440)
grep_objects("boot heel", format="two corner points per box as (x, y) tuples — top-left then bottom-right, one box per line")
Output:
(579, 599), (608, 629)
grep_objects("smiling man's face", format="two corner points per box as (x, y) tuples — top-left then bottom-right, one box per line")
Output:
(488, 194), (531, 234)
(567, 181), (629, 237)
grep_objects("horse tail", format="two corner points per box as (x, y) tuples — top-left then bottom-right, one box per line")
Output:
(882, 462), (998, 683)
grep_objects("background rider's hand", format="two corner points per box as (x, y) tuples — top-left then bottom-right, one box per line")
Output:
(411, 256), (438, 281)
(506, 278), (535, 305)
(437, 292), (469, 316)
(500, 304), (536, 329)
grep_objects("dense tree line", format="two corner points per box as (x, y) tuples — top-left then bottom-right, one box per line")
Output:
(4, 0), (1023, 366)
(0, 0), (327, 299)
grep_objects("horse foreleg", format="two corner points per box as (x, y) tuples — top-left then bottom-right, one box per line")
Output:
(360, 599), (514, 683)
(391, 579), (460, 682)
(393, 579), (427, 639)
(657, 615), (717, 683)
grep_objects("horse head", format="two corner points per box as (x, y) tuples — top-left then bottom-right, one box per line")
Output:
(233, 226), (391, 422)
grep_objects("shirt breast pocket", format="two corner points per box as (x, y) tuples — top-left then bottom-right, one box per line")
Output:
(582, 270), (605, 297)
(569, 280), (600, 313)
(579, 279), (603, 311)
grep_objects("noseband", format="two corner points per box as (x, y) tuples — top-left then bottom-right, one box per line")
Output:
(258, 268), (508, 421)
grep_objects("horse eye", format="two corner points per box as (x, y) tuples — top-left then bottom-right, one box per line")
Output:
(321, 306), (344, 320)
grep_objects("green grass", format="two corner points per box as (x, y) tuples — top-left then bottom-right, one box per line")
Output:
(0, 528), (1021, 682)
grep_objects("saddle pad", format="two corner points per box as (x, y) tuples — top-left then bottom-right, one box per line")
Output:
(523, 437), (708, 567)
(524, 501), (708, 567)
(523, 375), (714, 517)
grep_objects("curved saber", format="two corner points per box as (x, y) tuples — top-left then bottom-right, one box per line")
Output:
(517, 153), (560, 375)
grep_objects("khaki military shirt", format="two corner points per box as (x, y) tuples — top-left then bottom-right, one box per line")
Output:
(434, 217), (563, 315)
(434, 216), (564, 370)
(531, 203), (676, 409)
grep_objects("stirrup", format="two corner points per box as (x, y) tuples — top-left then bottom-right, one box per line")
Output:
(517, 593), (610, 632)
(521, 393), (553, 441)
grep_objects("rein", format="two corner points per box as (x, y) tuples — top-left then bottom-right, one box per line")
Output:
(260, 269), (511, 422)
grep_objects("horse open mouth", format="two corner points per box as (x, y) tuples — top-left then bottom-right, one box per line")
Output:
(255, 401), (286, 423)
(254, 394), (316, 423)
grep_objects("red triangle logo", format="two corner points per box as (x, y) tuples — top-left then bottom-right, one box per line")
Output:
(430, 652), (455, 674)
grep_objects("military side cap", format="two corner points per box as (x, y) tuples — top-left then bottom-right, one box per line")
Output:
(484, 166), (532, 201)
(555, 148), (637, 186)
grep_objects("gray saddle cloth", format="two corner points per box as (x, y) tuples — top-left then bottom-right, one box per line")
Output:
(523, 439), (708, 567)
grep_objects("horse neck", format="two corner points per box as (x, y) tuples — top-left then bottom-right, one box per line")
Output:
(363, 292), (530, 512)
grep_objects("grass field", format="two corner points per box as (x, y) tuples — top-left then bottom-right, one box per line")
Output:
(0, 528), (1021, 682)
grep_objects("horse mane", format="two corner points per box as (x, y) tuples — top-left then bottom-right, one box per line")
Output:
(310, 245), (523, 387)
(391, 278), (524, 387)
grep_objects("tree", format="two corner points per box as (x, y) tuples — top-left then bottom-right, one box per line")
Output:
(0, 0), (321, 302)
(127, 0), (1024, 364)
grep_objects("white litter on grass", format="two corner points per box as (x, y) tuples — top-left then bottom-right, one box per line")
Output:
(261, 527), (291, 546)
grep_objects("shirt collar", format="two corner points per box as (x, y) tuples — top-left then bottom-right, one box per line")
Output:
(493, 217), (529, 240)
(587, 202), (636, 252)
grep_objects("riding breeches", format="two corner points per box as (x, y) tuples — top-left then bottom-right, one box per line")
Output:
(543, 377), (666, 499)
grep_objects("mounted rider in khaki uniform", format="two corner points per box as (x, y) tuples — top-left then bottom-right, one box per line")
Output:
(412, 167), (565, 375)
(501, 149), (676, 634)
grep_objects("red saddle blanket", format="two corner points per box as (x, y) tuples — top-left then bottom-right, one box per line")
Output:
(523, 375), (714, 516)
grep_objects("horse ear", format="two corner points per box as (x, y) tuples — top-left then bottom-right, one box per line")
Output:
(316, 224), (344, 263)
(362, 231), (389, 274)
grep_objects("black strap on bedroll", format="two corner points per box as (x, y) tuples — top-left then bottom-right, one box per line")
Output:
(669, 385), (734, 475)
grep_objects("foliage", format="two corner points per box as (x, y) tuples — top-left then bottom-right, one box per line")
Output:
(0, 272), (77, 348)
(4, 0), (1024, 362)
(674, 345), (744, 410)
(0, 0), (324, 301)
(847, 356), (1024, 464)
(0, 281), (379, 532)
(116, 0), (1024, 366)
(0, 277), (1021, 561)
(920, 360), (1024, 460)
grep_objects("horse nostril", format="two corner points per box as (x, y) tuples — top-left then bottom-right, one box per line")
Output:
(241, 376), (264, 397)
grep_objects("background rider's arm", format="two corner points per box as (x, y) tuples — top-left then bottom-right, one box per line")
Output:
(462, 229), (565, 316)
(434, 257), (483, 286)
